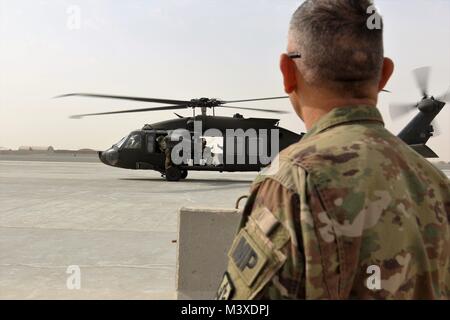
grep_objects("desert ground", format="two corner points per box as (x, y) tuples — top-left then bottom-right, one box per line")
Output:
(0, 155), (254, 299)
(1, 154), (448, 299)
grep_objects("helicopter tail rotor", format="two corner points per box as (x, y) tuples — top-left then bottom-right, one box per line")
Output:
(388, 102), (418, 120)
(431, 120), (442, 137)
(437, 86), (450, 104)
(389, 67), (448, 145)
(388, 66), (435, 120)
(412, 66), (431, 98)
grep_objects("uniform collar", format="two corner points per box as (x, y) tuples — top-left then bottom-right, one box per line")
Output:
(302, 105), (385, 140)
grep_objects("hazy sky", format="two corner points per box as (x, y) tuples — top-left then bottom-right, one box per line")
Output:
(1, 0), (449, 160)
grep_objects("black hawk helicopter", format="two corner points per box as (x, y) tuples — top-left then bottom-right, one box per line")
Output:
(388, 67), (449, 157)
(58, 67), (448, 181)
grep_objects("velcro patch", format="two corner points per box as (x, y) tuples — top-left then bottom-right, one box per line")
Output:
(215, 272), (235, 300)
(254, 206), (279, 236)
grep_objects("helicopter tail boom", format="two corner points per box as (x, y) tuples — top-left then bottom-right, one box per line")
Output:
(409, 144), (439, 158)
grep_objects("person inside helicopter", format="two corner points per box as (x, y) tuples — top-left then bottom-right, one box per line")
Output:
(123, 133), (142, 149)
(156, 135), (172, 170)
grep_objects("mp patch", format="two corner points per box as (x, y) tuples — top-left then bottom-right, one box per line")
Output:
(215, 272), (235, 300)
(229, 229), (267, 287)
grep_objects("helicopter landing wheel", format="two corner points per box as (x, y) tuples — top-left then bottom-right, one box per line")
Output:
(180, 170), (188, 179)
(165, 166), (182, 182)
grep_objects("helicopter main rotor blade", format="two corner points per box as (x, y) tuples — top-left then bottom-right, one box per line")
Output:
(412, 66), (431, 97)
(220, 105), (289, 114)
(56, 93), (190, 105)
(223, 96), (289, 104)
(389, 102), (417, 120)
(223, 91), (389, 105)
(70, 104), (189, 119)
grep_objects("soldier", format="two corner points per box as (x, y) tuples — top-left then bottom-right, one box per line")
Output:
(217, 0), (450, 300)
(201, 138), (214, 166)
(156, 135), (172, 170)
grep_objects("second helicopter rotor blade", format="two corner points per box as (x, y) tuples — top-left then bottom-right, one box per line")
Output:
(56, 93), (191, 105)
(412, 66), (431, 97)
(431, 120), (442, 137)
(223, 91), (389, 105)
(220, 105), (289, 114)
(70, 104), (189, 119)
(437, 86), (450, 103)
(223, 96), (289, 104)
(389, 102), (417, 120)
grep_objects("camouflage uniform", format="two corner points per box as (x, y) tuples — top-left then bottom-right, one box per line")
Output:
(217, 105), (450, 300)
(157, 136), (172, 170)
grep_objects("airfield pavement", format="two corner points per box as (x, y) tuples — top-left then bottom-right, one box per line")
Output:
(0, 155), (255, 299)
(1, 155), (449, 300)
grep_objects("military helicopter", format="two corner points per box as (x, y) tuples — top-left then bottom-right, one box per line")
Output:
(58, 93), (302, 181)
(388, 66), (449, 158)
(58, 67), (448, 181)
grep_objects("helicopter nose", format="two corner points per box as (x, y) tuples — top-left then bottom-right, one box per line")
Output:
(98, 151), (108, 165)
(99, 149), (119, 166)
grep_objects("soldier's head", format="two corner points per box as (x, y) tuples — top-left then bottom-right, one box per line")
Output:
(280, 0), (394, 125)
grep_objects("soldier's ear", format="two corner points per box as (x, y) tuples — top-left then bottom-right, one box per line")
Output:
(280, 54), (298, 94)
(378, 57), (394, 92)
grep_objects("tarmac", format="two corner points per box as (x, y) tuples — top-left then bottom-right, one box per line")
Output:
(1, 155), (449, 300)
(0, 156), (255, 299)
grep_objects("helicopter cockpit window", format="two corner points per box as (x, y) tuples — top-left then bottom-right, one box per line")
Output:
(124, 134), (142, 149)
(147, 133), (156, 153)
(114, 136), (127, 149)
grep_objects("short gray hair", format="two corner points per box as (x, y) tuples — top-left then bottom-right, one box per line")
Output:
(289, 0), (384, 95)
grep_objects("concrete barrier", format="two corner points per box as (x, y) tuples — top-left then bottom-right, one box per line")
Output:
(176, 207), (242, 300)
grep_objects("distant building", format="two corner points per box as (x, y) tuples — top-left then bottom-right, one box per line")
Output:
(18, 146), (55, 152)
(77, 148), (97, 154)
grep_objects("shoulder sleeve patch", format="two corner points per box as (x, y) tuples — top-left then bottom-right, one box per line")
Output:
(223, 225), (289, 299)
(215, 272), (235, 300)
(229, 229), (268, 287)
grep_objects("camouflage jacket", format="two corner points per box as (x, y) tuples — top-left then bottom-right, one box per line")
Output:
(217, 105), (450, 300)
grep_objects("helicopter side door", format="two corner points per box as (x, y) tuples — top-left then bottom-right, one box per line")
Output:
(138, 132), (165, 170)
